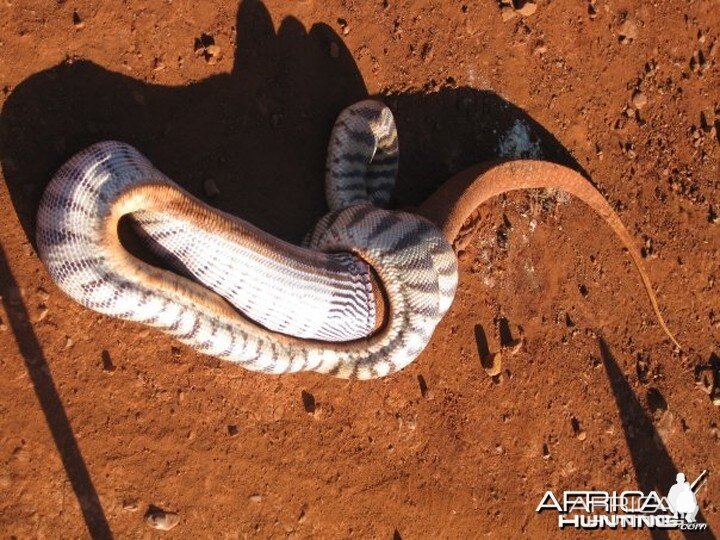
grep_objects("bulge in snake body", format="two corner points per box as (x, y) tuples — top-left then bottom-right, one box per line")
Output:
(36, 101), (459, 379)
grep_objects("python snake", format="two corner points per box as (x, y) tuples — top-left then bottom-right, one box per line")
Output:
(37, 100), (679, 379)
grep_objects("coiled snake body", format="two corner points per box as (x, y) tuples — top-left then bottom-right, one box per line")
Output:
(37, 100), (679, 379)
(38, 101), (457, 378)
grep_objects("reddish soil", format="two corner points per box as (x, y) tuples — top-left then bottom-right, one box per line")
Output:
(1, 0), (719, 537)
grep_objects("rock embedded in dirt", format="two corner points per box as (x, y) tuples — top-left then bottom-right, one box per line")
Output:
(542, 443), (551, 459)
(709, 205), (719, 224)
(516, 1), (537, 17)
(204, 45), (222, 65)
(617, 18), (638, 44)
(194, 34), (222, 64)
(481, 352), (502, 377)
(249, 494), (263, 503)
(337, 18), (350, 35)
(72, 10), (84, 29)
(122, 499), (139, 512)
(145, 507), (180, 531)
(588, 2), (598, 19)
(420, 42), (434, 63)
(533, 41), (547, 55)
(631, 91), (648, 110)
(33, 307), (49, 323)
(501, 6), (517, 21)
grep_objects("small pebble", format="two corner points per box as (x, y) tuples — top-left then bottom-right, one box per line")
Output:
(145, 507), (180, 531)
(34, 307), (49, 323)
(631, 91), (647, 110)
(502, 338), (523, 356)
(618, 19), (638, 44)
(72, 10), (85, 29)
(123, 499), (139, 512)
(249, 494), (262, 503)
(501, 6), (517, 21)
(588, 2), (598, 19)
(533, 42), (547, 55)
(204, 44), (222, 65)
(36, 287), (50, 301)
(420, 42), (433, 63)
(709, 205), (719, 224)
(337, 18), (350, 35)
(516, 1), (537, 17)
(481, 352), (502, 377)
(203, 178), (220, 197)
(571, 417), (587, 440)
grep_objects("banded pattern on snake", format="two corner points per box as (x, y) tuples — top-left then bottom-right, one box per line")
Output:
(37, 100), (458, 378)
(37, 100), (680, 379)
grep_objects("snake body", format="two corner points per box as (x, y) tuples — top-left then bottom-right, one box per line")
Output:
(37, 101), (458, 378)
(37, 100), (679, 379)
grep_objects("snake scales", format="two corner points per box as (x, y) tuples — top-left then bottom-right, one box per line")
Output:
(37, 100), (679, 379)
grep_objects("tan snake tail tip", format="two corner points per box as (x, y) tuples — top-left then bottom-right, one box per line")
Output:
(418, 159), (681, 350)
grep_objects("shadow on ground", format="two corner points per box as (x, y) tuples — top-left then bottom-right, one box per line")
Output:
(600, 338), (714, 539)
(0, 247), (112, 539)
(0, 0), (580, 247)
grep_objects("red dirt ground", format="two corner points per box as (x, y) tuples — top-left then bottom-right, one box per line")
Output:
(0, 0), (718, 537)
